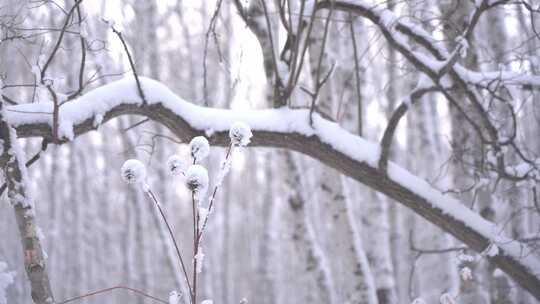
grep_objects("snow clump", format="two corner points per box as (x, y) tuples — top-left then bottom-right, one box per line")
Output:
(168, 291), (180, 304)
(167, 155), (184, 176)
(190, 136), (210, 162)
(229, 122), (252, 147)
(121, 159), (146, 184)
(185, 165), (209, 197)
(460, 266), (473, 281)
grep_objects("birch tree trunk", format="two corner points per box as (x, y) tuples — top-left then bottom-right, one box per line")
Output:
(0, 104), (54, 304)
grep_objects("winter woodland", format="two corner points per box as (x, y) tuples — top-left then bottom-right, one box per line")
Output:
(1, 0), (540, 303)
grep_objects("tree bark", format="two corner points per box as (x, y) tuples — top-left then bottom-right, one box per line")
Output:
(0, 104), (54, 304)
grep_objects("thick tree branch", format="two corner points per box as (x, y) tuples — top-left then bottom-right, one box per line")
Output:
(5, 78), (540, 300)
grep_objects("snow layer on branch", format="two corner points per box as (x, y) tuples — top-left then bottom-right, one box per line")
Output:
(5, 76), (540, 275)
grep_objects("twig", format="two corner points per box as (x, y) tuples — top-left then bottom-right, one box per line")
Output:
(109, 24), (148, 105)
(56, 285), (167, 304)
(66, 3), (87, 100)
(197, 144), (233, 240)
(145, 188), (193, 304)
(203, 0), (224, 106)
(40, 0), (84, 80)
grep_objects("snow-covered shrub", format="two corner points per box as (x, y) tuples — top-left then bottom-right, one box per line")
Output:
(120, 159), (146, 184)
(120, 122), (251, 304)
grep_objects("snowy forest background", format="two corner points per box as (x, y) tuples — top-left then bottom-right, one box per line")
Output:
(1, 0), (540, 303)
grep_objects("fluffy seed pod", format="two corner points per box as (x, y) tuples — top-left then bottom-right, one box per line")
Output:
(166, 154), (183, 176)
(229, 122), (252, 147)
(185, 164), (209, 195)
(189, 136), (210, 162)
(121, 159), (146, 184)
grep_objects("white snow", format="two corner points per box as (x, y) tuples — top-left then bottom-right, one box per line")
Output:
(455, 35), (469, 59)
(168, 291), (180, 304)
(120, 159), (146, 184)
(194, 248), (205, 274)
(460, 267), (473, 281)
(200, 300), (213, 304)
(411, 298), (426, 304)
(5, 76), (540, 278)
(190, 136), (210, 162)
(229, 121), (252, 147)
(0, 262), (15, 304)
(198, 207), (209, 230)
(185, 164), (209, 199)
(166, 154), (184, 176)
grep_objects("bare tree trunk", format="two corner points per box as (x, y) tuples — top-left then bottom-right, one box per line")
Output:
(0, 105), (54, 304)
(282, 152), (335, 304)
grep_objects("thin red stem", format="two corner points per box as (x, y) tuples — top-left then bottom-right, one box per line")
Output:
(146, 189), (193, 304)
(57, 285), (167, 304)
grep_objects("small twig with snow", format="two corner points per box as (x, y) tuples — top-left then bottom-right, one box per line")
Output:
(107, 22), (148, 105)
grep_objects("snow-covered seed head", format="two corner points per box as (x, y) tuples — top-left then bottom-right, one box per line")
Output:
(411, 298), (425, 304)
(229, 121), (252, 147)
(189, 136), (210, 162)
(121, 159), (146, 184)
(200, 300), (213, 304)
(168, 291), (180, 304)
(185, 164), (209, 194)
(166, 155), (183, 176)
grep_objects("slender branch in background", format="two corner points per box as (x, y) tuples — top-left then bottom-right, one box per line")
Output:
(349, 15), (363, 136)
(109, 24), (148, 105)
(258, 0), (283, 106)
(40, 0), (84, 80)
(56, 285), (168, 304)
(66, 2), (87, 101)
(308, 3), (334, 124)
(378, 86), (436, 174)
(202, 0), (224, 106)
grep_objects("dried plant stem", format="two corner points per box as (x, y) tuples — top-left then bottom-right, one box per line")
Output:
(197, 144), (233, 240)
(57, 285), (167, 304)
(191, 192), (200, 304)
(146, 188), (193, 304)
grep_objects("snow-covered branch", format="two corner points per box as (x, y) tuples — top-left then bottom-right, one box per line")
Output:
(5, 77), (540, 299)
